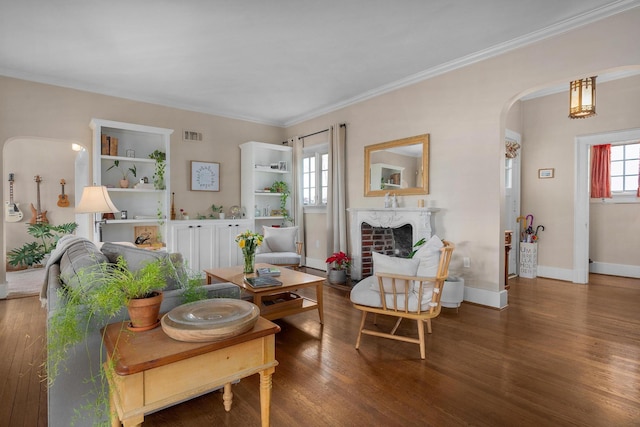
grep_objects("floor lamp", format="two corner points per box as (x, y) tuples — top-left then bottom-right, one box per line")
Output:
(76, 186), (119, 242)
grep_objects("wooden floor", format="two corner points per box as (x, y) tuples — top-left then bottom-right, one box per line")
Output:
(1, 273), (639, 426)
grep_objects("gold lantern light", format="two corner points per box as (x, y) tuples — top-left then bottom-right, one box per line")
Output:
(569, 76), (596, 119)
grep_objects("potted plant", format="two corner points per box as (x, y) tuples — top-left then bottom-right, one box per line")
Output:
(7, 222), (78, 267)
(107, 160), (137, 188)
(271, 180), (292, 224)
(326, 251), (351, 284)
(211, 204), (225, 219)
(47, 255), (207, 424)
(148, 149), (166, 190)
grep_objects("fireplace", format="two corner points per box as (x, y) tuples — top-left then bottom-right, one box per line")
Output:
(347, 208), (437, 280)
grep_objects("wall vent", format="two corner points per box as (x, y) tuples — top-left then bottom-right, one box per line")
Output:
(183, 130), (203, 142)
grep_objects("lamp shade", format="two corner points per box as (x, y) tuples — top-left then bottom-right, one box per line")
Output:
(76, 186), (119, 213)
(569, 76), (596, 119)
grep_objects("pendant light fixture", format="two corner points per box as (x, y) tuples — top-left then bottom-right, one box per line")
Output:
(569, 76), (596, 119)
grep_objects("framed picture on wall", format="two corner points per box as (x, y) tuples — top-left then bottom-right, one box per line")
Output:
(190, 161), (220, 191)
(538, 168), (554, 179)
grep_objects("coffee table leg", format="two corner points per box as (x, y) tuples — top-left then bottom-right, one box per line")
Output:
(223, 382), (233, 412)
(260, 367), (275, 427)
(317, 282), (324, 324)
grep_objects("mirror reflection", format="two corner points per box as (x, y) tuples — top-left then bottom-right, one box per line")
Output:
(364, 134), (429, 197)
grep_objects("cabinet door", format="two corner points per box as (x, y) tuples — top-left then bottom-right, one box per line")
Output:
(195, 225), (216, 271)
(215, 223), (243, 268)
(173, 225), (195, 270)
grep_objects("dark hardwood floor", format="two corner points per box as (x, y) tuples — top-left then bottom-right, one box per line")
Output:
(1, 273), (639, 426)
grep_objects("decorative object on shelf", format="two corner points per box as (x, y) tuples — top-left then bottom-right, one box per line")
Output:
(190, 160), (220, 191)
(229, 205), (241, 219)
(107, 160), (137, 188)
(235, 230), (264, 274)
(569, 76), (596, 119)
(134, 225), (161, 247)
(149, 149), (167, 190)
(170, 192), (176, 220)
(211, 204), (224, 219)
(270, 180), (291, 223)
(326, 251), (351, 284)
(125, 149), (135, 158)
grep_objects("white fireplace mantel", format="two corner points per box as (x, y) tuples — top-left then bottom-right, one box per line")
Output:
(347, 207), (438, 280)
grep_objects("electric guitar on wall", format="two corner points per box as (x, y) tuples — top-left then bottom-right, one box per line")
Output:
(57, 179), (70, 207)
(29, 175), (49, 225)
(5, 173), (24, 222)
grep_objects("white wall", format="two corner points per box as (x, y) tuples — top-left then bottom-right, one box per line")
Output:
(286, 8), (640, 307)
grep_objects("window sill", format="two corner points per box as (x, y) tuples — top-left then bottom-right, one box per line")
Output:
(590, 195), (640, 204)
(303, 205), (327, 214)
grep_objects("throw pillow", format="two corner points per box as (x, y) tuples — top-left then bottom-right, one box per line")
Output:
(371, 251), (420, 293)
(262, 226), (298, 253)
(414, 235), (443, 277)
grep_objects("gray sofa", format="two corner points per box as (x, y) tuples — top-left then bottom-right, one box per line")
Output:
(41, 237), (241, 427)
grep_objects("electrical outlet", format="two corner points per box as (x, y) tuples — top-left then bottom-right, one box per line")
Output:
(463, 257), (471, 268)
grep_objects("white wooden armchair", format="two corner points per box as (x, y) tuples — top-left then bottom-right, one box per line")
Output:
(350, 241), (454, 359)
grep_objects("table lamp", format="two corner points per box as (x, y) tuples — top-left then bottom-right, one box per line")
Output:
(76, 185), (119, 241)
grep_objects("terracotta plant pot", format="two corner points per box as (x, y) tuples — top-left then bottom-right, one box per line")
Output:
(119, 179), (129, 188)
(127, 291), (163, 331)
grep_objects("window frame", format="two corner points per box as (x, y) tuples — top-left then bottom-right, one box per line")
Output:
(302, 144), (329, 212)
(592, 140), (640, 204)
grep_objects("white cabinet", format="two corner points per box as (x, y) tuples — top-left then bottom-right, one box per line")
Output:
(215, 221), (250, 268)
(170, 220), (251, 271)
(370, 163), (404, 191)
(90, 119), (172, 246)
(240, 141), (293, 232)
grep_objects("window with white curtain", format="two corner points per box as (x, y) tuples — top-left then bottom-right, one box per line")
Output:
(303, 144), (328, 207)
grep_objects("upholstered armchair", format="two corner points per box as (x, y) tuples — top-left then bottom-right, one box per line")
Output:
(350, 236), (454, 359)
(255, 226), (303, 269)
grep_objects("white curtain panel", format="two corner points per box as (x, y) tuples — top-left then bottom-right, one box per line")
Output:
(327, 124), (348, 255)
(291, 137), (306, 265)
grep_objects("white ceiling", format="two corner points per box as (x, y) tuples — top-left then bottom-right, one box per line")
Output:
(1, 0), (638, 127)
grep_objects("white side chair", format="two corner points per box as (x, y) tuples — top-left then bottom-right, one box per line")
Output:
(255, 226), (303, 269)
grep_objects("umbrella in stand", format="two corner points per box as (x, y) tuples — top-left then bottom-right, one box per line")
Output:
(516, 216), (527, 242)
(525, 214), (534, 241)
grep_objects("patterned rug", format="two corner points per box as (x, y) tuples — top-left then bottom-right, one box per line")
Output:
(6, 267), (45, 299)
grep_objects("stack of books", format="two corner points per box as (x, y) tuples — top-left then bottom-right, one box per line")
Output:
(257, 267), (281, 277)
(244, 276), (283, 288)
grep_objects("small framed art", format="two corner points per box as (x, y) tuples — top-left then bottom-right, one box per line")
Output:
(538, 168), (554, 179)
(191, 161), (220, 191)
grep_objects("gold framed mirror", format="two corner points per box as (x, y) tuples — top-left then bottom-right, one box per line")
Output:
(364, 133), (429, 196)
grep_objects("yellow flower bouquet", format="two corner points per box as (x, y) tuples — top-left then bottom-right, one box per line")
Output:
(235, 230), (264, 273)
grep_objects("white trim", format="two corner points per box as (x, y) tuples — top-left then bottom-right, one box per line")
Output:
(284, 1), (640, 126)
(590, 262), (640, 278)
(575, 128), (640, 284)
(463, 286), (508, 309)
(0, 283), (7, 299)
(537, 265), (574, 282)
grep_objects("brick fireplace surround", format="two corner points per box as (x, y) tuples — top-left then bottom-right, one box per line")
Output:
(347, 208), (437, 280)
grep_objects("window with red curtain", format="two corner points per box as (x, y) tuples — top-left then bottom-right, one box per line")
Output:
(591, 144), (611, 198)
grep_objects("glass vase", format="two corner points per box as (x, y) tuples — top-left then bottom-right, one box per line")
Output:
(243, 251), (255, 274)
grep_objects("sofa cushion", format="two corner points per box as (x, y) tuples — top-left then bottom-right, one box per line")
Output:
(255, 251), (301, 266)
(350, 276), (434, 312)
(59, 239), (109, 292)
(100, 243), (184, 291)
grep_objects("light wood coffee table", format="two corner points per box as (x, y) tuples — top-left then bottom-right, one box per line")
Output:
(205, 263), (324, 324)
(102, 317), (280, 427)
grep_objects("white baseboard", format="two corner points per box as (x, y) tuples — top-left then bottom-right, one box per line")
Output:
(589, 262), (640, 278)
(536, 265), (574, 282)
(0, 283), (7, 299)
(463, 286), (508, 309)
(304, 257), (327, 271)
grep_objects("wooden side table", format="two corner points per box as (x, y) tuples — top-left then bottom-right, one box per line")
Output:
(102, 317), (280, 427)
